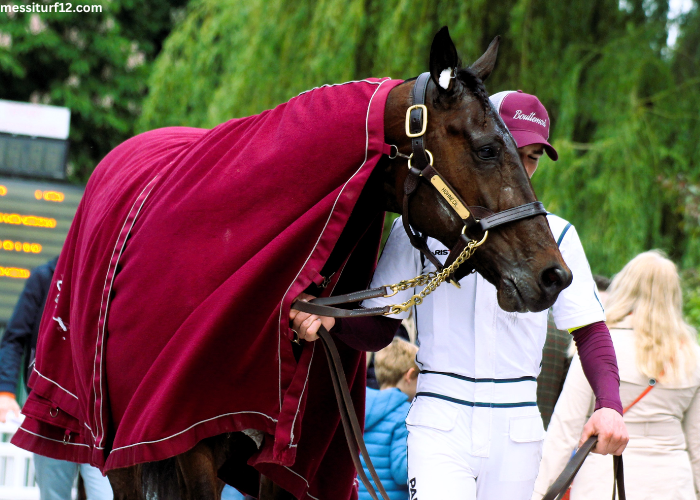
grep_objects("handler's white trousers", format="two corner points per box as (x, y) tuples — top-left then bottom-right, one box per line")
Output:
(406, 386), (545, 500)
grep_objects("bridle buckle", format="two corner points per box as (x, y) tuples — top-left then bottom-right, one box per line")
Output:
(405, 104), (428, 137)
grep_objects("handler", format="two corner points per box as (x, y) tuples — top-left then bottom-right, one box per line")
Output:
(291, 90), (628, 499)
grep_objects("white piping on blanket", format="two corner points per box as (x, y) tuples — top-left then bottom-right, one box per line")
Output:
(283, 466), (321, 500)
(33, 368), (78, 400)
(18, 427), (91, 448)
(93, 175), (160, 449)
(296, 77), (391, 97)
(52, 316), (68, 331)
(110, 410), (278, 452)
(277, 79), (389, 438)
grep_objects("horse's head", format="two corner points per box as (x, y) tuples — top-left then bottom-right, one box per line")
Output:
(384, 27), (572, 313)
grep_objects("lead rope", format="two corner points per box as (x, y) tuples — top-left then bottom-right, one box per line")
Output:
(542, 436), (625, 500)
(384, 230), (487, 314)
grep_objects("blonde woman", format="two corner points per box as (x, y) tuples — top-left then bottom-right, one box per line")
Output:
(532, 250), (700, 500)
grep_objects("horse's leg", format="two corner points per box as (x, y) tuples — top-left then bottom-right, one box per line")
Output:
(135, 433), (233, 500)
(259, 474), (296, 500)
(176, 440), (226, 499)
(107, 465), (143, 500)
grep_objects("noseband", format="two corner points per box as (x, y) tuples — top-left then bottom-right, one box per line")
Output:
(400, 72), (546, 283)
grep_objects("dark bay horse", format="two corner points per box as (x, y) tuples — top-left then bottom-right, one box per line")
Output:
(76, 28), (571, 499)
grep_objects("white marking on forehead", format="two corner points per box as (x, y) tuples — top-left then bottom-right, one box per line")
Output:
(439, 68), (453, 89)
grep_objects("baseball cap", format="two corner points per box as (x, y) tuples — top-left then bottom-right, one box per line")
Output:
(489, 90), (558, 161)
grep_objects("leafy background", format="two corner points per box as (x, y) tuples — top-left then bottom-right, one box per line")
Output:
(2, 0), (700, 328)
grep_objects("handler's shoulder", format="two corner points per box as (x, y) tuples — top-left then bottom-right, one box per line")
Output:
(545, 212), (574, 246)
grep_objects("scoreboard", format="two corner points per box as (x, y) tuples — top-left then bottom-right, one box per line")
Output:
(0, 177), (84, 323)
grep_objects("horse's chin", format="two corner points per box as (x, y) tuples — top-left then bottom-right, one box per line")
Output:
(496, 278), (553, 313)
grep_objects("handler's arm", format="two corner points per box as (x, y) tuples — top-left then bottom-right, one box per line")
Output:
(550, 222), (627, 455)
(289, 294), (401, 350)
(290, 217), (414, 347)
(571, 321), (628, 455)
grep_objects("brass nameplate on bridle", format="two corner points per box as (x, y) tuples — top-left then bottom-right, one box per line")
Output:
(430, 176), (471, 220)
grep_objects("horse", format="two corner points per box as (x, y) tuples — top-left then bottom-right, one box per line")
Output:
(14, 27), (571, 500)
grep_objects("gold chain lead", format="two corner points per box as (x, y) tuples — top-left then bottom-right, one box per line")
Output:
(384, 231), (488, 315)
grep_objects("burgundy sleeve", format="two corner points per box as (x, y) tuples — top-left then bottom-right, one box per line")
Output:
(329, 316), (402, 352)
(571, 321), (623, 414)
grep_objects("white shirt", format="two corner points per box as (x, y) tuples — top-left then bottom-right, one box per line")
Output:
(363, 214), (604, 399)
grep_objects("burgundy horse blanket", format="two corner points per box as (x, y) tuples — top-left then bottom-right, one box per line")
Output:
(13, 77), (403, 500)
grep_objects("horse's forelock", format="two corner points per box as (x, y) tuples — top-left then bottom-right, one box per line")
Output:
(456, 67), (490, 111)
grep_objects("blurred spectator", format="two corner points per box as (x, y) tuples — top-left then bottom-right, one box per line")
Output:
(537, 312), (573, 429)
(532, 251), (700, 500)
(221, 485), (254, 499)
(0, 257), (113, 500)
(366, 322), (411, 390)
(592, 274), (611, 305)
(359, 338), (418, 500)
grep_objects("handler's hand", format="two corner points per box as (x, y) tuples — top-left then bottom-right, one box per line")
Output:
(289, 293), (335, 343)
(0, 394), (20, 423)
(579, 407), (628, 456)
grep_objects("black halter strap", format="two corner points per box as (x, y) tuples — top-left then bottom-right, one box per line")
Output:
(401, 73), (444, 274)
(399, 72), (547, 279)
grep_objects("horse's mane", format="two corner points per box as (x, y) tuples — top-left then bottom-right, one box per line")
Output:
(456, 67), (490, 111)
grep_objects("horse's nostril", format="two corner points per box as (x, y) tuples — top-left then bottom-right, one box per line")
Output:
(540, 265), (569, 291)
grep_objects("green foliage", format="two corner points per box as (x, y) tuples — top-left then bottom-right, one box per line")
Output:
(0, 0), (187, 182)
(682, 269), (700, 333)
(142, 0), (700, 324)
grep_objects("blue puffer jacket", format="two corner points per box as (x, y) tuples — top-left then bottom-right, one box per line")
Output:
(358, 388), (411, 500)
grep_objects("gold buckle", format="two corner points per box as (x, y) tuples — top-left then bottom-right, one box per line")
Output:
(405, 104), (428, 138)
(407, 149), (433, 169)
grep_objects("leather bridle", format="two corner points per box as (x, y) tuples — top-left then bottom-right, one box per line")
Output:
(400, 72), (547, 282)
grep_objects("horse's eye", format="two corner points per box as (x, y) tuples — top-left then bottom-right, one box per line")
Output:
(477, 146), (497, 160)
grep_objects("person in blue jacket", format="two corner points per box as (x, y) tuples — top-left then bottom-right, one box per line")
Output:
(359, 337), (418, 500)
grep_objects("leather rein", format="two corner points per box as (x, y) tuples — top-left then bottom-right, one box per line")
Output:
(291, 73), (554, 500)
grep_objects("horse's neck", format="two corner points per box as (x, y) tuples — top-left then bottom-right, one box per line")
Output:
(382, 81), (414, 214)
(307, 170), (385, 296)
(309, 81), (414, 288)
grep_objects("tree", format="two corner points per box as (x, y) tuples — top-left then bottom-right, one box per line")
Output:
(141, 0), (700, 279)
(0, 0), (188, 182)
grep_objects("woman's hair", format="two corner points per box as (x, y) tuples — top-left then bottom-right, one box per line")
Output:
(374, 337), (419, 387)
(605, 250), (697, 383)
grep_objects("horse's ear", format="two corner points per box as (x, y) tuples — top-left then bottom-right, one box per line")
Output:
(429, 26), (461, 93)
(469, 36), (500, 82)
